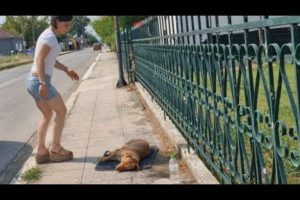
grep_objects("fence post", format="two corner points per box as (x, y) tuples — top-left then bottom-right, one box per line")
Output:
(115, 16), (128, 88)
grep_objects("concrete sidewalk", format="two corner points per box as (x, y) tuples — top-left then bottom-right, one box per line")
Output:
(12, 50), (218, 184)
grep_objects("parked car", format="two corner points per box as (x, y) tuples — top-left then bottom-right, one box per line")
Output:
(93, 43), (102, 51)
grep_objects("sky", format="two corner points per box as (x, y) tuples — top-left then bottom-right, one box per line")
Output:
(0, 16), (4, 24)
(0, 16), (99, 39)
(85, 16), (100, 40)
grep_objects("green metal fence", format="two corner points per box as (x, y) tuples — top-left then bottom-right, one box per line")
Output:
(121, 28), (135, 84)
(121, 16), (300, 184)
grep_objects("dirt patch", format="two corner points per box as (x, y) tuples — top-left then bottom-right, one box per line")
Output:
(126, 83), (196, 183)
(125, 84), (177, 156)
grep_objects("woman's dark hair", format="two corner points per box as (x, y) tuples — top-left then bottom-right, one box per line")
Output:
(50, 16), (73, 28)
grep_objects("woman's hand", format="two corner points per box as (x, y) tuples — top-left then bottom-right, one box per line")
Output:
(66, 69), (79, 80)
(39, 84), (48, 100)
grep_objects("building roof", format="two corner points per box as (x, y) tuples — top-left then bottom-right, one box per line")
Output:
(0, 28), (20, 39)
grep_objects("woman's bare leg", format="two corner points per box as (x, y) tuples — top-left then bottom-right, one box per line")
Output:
(46, 93), (67, 152)
(35, 101), (53, 155)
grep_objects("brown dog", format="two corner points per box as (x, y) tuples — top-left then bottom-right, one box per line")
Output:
(97, 139), (150, 172)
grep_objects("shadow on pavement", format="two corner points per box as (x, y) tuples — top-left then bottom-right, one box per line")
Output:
(0, 141), (33, 184)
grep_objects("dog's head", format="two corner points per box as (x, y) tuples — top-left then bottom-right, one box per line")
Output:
(115, 150), (140, 172)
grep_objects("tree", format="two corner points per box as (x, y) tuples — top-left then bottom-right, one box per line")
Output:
(2, 16), (49, 48)
(26, 16), (49, 47)
(91, 16), (115, 51)
(85, 32), (98, 45)
(91, 16), (148, 51)
(70, 16), (90, 37)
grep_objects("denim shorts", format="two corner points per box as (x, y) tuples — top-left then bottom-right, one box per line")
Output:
(26, 73), (58, 102)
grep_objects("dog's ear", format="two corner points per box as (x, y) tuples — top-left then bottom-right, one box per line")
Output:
(104, 151), (110, 157)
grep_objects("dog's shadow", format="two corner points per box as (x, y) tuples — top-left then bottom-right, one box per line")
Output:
(70, 156), (99, 164)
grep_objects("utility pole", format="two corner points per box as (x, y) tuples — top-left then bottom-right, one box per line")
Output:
(115, 16), (127, 88)
(31, 16), (35, 46)
(20, 17), (25, 46)
(76, 22), (78, 37)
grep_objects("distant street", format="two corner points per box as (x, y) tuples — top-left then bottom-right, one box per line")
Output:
(0, 48), (99, 183)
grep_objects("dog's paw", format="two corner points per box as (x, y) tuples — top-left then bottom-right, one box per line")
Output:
(98, 156), (108, 162)
(115, 165), (123, 172)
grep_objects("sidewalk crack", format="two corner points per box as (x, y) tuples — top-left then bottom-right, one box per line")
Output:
(80, 89), (99, 183)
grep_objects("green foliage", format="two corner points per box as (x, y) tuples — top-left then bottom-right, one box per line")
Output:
(0, 54), (33, 71)
(21, 167), (43, 183)
(2, 16), (49, 48)
(91, 16), (115, 51)
(91, 16), (148, 52)
(85, 32), (99, 45)
(1, 16), (94, 49)
(70, 16), (90, 37)
(56, 34), (68, 43)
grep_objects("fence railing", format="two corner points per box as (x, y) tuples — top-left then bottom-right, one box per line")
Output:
(121, 28), (135, 83)
(121, 16), (300, 184)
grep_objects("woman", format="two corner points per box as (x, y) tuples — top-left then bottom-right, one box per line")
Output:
(26, 16), (79, 164)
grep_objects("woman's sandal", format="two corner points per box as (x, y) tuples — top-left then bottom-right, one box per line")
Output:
(49, 146), (73, 162)
(35, 151), (50, 164)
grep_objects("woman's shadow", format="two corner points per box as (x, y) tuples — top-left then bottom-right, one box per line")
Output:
(0, 141), (33, 184)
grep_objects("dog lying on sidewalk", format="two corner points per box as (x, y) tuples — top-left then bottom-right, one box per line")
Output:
(97, 139), (151, 172)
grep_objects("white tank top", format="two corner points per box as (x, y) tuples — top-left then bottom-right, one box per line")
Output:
(31, 27), (61, 76)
